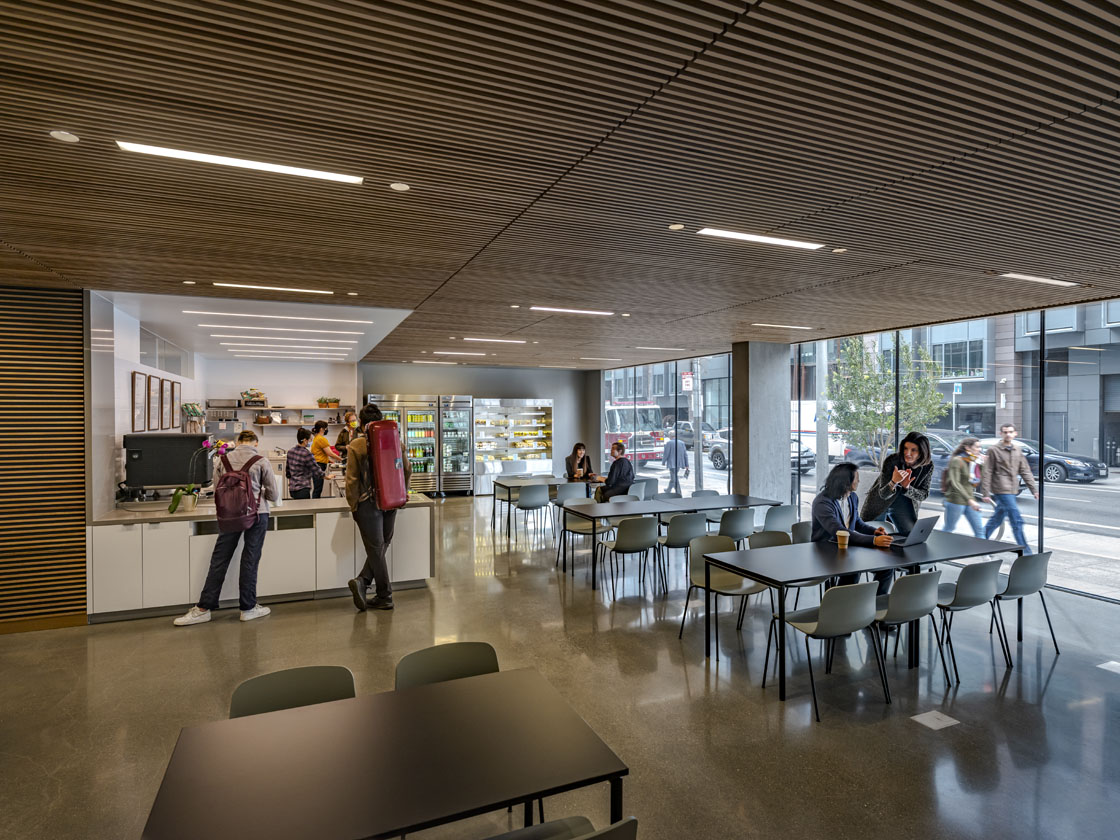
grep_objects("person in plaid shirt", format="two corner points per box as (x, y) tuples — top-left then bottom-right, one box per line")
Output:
(285, 427), (319, 499)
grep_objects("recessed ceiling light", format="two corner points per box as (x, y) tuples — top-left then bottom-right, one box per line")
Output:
(226, 348), (347, 356)
(233, 354), (348, 360)
(462, 337), (527, 344)
(347, 292), (358, 296)
(668, 224), (685, 231)
(530, 306), (614, 316)
(510, 305), (520, 309)
(580, 357), (622, 361)
(389, 182), (410, 191)
(115, 141), (363, 184)
(831, 248), (848, 253)
(751, 323), (814, 330)
(198, 324), (363, 334)
(413, 360), (456, 365)
(182, 280), (196, 285)
(636, 347), (687, 351)
(49, 130), (80, 143)
(210, 334), (357, 343)
(532, 341), (539, 344)
(697, 228), (825, 250)
(433, 351), (487, 356)
(621, 313), (631, 317)
(999, 272), (1079, 287)
(220, 343), (351, 350)
(185, 311), (372, 324)
(212, 282), (332, 295)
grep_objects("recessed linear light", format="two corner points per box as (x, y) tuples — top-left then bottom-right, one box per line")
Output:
(432, 351), (487, 356)
(697, 228), (825, 250)
(1070, 346), (1105, 351)
(462, 337), (527, 344)
(199, 324), (363, 335)
(185, 310), (372, 324)
(413, 360), (456, 365)
(182, 280), (196, 285)
(580, 357), (622, 361)
(210, 334), (357, 343)
(91, 328), (114, 332)
(49, 130), (80, 143)
(831, 248), (848, 254)
(540, 365), (577, 368)
(233, 354), (348, 361)
(115, 141), (363, 184)
(227, 349), (347, 356)
(636, 346), (687, 351)
(347, 292), (358, 296)
(751, 323), (814, 330)
(531, 306), (614, 316)
(999, 272), (1079, 287)
(220, 343), (352, 351)
(213, 282), (332, 295)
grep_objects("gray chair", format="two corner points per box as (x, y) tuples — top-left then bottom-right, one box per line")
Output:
(395, 641), (499, 690)
(865, 519), (897, 535)
(556, 497), (609, 573)
(484, 817), (638, 840)
(552, 482), (586, 532)
(993, 551), (1059, 657)
(717, 508), (755, 547)
(791, 520), (813, 544)
(692, 489), (719, 497)
(936, 558), (1009, 683)
(763, 581), (889, 721)
(874, 570), (950, 685)
(514, 483), (551, 540)
(606, 494), (641, 528)
(692, 488), (724, 525)
(753, 529), (824, 609)
(653, 491), (683, 530)
(635, 477), (659, 500)
(680, 535), (769, 642)
(761, 504), (798, 534)
(657, 512), (708, 582)
(598, 516), (659, 595)
(229, 665), (355, 718)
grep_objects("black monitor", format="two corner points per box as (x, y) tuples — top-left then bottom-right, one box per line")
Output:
(123, 433), (212, 488)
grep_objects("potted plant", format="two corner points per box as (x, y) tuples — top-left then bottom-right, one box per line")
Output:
(168, 484), (199, 513)
(326, 396), (340, 408)
(317, 396), (330, 408)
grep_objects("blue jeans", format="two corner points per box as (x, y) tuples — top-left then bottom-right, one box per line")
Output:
(942, 502), (984, 537)
(985, 494), (1028, 550)
(198, 513), (269, 611)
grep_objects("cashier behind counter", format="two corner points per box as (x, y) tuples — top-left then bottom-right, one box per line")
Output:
(334, 411), (360, 459)
(310, 420), (342, 499)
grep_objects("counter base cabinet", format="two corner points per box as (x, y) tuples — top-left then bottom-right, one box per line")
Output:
(316, 511), (358, 590)
(90, 524), (143, 614)
(142, 522), (190, 608)
(188, 532), (243, 606)
(389, 507), (432, 582)
(259, 518), (316, 597)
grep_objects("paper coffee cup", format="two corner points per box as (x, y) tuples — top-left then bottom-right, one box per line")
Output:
(836, 530), (849, 549)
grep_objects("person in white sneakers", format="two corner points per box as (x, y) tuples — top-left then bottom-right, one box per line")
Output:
(175, 430), (279, 626)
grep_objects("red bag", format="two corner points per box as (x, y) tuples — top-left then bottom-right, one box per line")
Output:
(367, 420), (408, 510)
(215, 453), (263, 533)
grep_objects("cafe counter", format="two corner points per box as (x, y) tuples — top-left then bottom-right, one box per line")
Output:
(86, 495), (434, 620)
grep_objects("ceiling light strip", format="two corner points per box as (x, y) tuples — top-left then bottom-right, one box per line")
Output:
(209, 334), (357, 343)
(116, 141), (363, 184)
(233, 354), (350, 361)
(432, 351), (487, 356)
(999, 273), (1079, 287)
(185, 310), (372, 324)
(213, 282), (332, 295)
(198, 324), (363, 334)
(220, 343), (352, 350)
(751, 323), (814, 330)
(697, 228), (824, 250)
(462, 337), (527, 344)
(530, 306), (614, 316)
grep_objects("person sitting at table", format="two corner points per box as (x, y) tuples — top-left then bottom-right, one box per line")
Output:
(596, 441), (634, 501)
(811, 462), (893, 591)
(564, 442), (595, 480)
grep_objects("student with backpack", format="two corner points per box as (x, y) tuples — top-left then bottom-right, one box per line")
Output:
(941, 437), (985, 537)
(174, 430), (279, 626)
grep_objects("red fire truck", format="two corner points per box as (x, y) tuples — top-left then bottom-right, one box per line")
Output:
(603, 403), (667, 468)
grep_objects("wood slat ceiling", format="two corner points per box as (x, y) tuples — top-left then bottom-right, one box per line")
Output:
(3, 0), (1120, 369)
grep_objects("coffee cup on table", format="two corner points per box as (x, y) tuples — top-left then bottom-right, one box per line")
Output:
(836, 530), (850, 549)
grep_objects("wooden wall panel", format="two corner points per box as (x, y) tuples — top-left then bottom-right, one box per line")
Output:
(0, 285), (86, 631)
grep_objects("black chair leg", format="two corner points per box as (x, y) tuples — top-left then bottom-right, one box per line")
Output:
(941, 609), (961, 684)
(735, 595), (747, 630)
(678, 585), (694, 639)
(992, 600), (1013, 668)
(869, 625), (891, 705)
(930, 613), (952, 687)
(793, 587), (801, 609)
(893, 622), (902, 657)
(538, 799), (544, 823)
(1038, 591), (1060, 655)
(805, 635), (820, 722)
(762, 617), (774, 688)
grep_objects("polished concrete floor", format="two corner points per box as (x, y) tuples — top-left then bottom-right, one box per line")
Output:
(3, 497), (1120, 840)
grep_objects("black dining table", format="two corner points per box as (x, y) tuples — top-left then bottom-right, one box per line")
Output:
(703, 531), (1023, 700)
(143, 669), (628, 840)
(562, 495), (780, 590)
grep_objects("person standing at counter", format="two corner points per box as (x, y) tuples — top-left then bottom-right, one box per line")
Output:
(285, 427), (317, 500)
(596, 441), (634, 501)
(310, 420), (340, 498)
(564, 442), (595, 480)
(345, 403), (411, 612)
(334, 411), (359, 460)
(174, 430), (279, 626)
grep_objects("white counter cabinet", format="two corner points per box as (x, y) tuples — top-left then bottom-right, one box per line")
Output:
(142, 521), (191, 608)
(90, 523), (143, 614)
(389, 506), (432, 582)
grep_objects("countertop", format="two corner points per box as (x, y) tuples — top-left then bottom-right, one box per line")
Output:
(92, 493), (434, 526)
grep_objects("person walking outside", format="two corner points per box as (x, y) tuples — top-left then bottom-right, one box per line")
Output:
(662, 434), (689, 494)
(285, 427), (317, 500)
(310, 419), (340, 498)
(174, 430), (278, 625)
(346, 403), (410, 611)
(941, 437), (984, 537)
(981, 423), (1038, 549)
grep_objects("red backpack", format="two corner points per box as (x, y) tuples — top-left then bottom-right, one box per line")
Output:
(215, 453), (264, 532)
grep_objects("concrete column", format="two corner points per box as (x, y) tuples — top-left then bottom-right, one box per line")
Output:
(732, 341), (791, 501)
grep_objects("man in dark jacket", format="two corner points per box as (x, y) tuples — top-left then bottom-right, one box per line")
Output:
(598, 441), (635, 501)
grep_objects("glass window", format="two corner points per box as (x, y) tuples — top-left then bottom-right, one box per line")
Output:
(1105, 300), (1120, 325)
(1025, 307), (1076, 333)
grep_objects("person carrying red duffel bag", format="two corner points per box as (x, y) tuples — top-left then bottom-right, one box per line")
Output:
(345, 403), (411, 611)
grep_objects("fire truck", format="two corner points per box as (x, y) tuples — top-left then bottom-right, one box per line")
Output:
(603, 403), (667, 468)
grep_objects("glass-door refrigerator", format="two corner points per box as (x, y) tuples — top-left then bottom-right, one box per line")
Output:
(438, 395), (473, 494)
(366, 393), (439, 494)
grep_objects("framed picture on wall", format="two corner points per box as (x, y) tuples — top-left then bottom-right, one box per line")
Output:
(160, 379), (173, 429)
(147, 374), (160, 430)
(171, 381), (181, 428)
(131, 372), (147, 432)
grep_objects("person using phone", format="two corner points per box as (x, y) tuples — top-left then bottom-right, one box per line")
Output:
(860, 431), (934, 535)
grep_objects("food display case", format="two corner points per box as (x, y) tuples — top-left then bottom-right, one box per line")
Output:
(439, 395), (473, 494)
(366, 394), (439, 494)
(473, 399), (553, 494)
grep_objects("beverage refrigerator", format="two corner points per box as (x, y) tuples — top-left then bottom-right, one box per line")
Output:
(365, 394), (439, 494)
(438, 395), (474, 494)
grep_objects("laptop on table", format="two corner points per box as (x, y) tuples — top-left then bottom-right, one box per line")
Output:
(888, 516), (939, 550)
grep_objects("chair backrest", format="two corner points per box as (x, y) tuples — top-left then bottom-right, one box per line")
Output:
(612, 516), (658, 551)
(638, 477), (659, 498)
(717, 507), (755, 541)
(1003, 552), (1052, 598)
(763, 504), (798, 533)
(516, 483), (550, 508)
(814, 581), (878, 638)
(629, 481), (646, 500)
(653, 491), (682, 501)
(565, 497), (596, 508)
(395, 642), (499, 690)
(501, 460), (529, 474)
(575, 818), (639, 840)
(949, 558), (1003, 608)
(610, 494), (640, 504)
(791, 520), (813, 544)
(555, 483), (585, 502)
(665, 512), (709, 547)
(692, 489), (719, 497)
(749, 530), (792, 549)
(864, 519), (896, 534)
(688, 534), (736, 581)
(882, 570), (942, 623)
(229, 665), (355, 719)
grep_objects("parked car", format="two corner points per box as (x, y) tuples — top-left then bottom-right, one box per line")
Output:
(977, 438), (1108, 484)
(791, 439), (816, 474)
(670, 420), (718, 450)
(705, 430), (815, 475)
